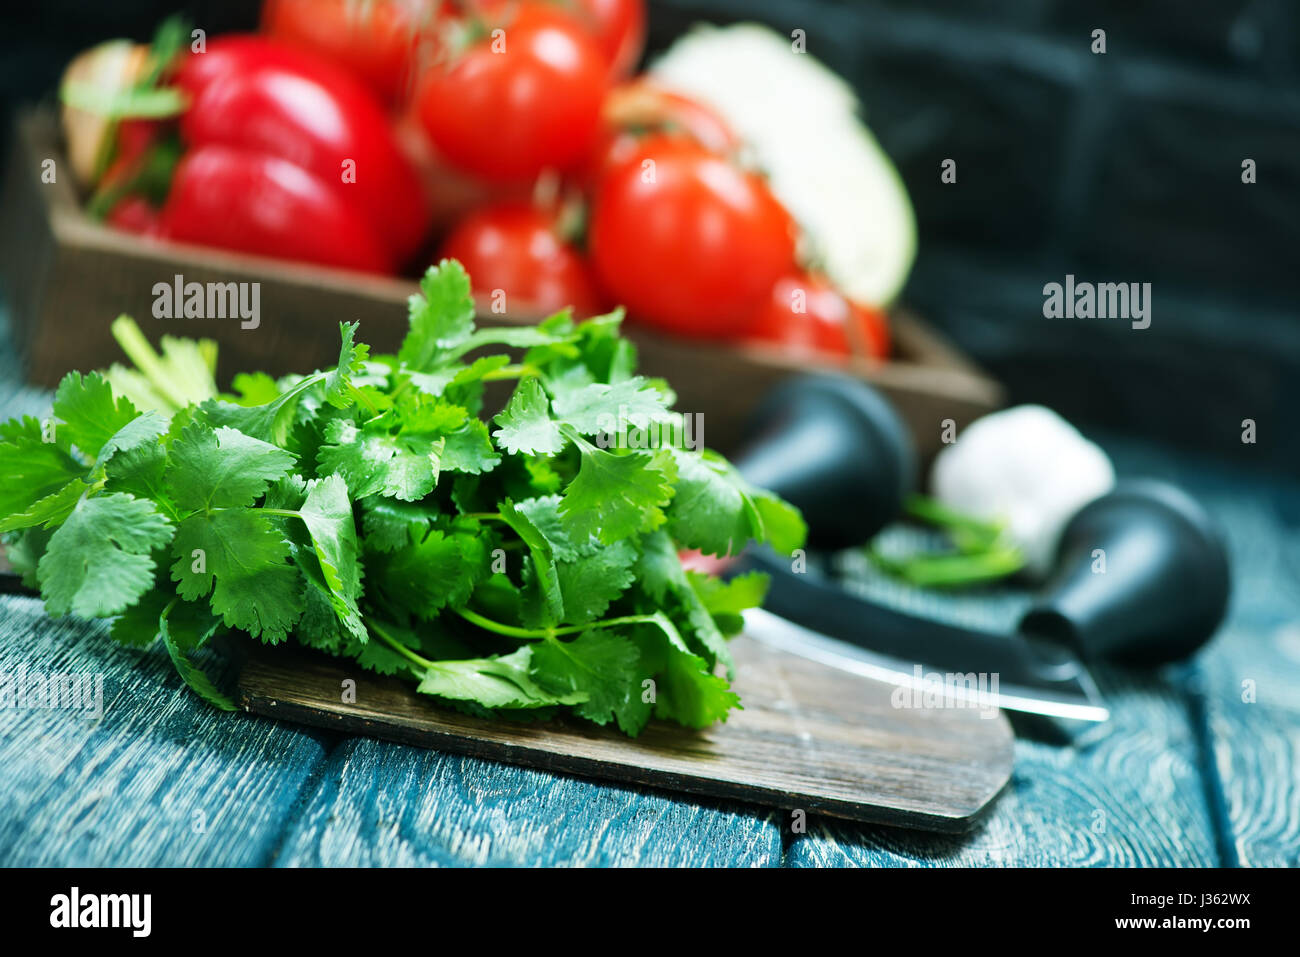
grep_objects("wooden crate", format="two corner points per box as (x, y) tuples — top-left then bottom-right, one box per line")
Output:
(1, 109), (1003, 459)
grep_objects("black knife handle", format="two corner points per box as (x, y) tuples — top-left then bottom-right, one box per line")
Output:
(733, 374), (915, 550)
(1018, 481), (1231, 665)
(738, 548), (1073, 683)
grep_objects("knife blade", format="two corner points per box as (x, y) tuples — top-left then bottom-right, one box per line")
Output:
(745, 607), (1110, 722)
(738, 549), (1110, 722)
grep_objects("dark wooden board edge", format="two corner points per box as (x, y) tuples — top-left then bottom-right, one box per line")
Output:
(237, 646), (1012, 834)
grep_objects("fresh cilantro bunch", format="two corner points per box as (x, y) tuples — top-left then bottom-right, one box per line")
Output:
(0, 261), (805, 735)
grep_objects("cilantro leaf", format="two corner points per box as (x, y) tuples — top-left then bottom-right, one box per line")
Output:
(636, 531), (734, 677)
(441, 418), (501, 474)
(687, 570), (769, 636)
(166, 422), (297, 511)
(38, 493), (174, 617)
(162, 613), (236, 711)
(492, 378), (566, 456)
(449, 323), (580, 365)
(5, 526), (52, 589)
(498, 498), (563, 625)
(171, 509), (302, 642)
(416, 646), (585, 710)
(552, 376), (669, 435)
(0, 416), (86, 519)
(752, 490), (808, 556)
(372, 527), (485, 618)
(530, 631), (651, 734)
(653, 640), (740, 729)
(110, 585), (174, 648)
(360, 498), (439, 552)
(93, 411), (167, 472)
(52, 371), (139, 458)
(229, 371), (281, 406)
(317, 418), (443, 501)
(318, 397), (464, 499)
(408, 353), (511, 399)
(295, 585), (351, 656)
(559, 438), (676, 545)
(665, 449), (760, 558)
(634, 622), (739, 729)
(322, 321), (370, 409)
(295, 475), (366, 640)
(399, 260), (476, 371)
(555, 539), (638, 625)
(197, 371), (324, 447)
(0, 479), (86, 533)
(512, 494), (588, 561)
(103, 441), (169, 503)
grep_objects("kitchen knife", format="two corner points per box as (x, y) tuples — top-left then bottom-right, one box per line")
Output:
(743, 606), (1110, 722)
(737, 475), (1230, 716)
(731, 375), (1232, 721)
(739, 547), (1110, 722)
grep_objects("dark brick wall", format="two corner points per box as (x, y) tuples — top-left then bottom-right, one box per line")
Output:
(647, 0), (1300, 468)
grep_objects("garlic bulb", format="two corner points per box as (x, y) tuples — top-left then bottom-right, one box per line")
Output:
(930, 406), (1115, 578)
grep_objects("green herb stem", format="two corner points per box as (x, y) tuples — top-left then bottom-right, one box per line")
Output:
(480, 363), (540, 382)
(368, 619), (435, 671)
(348, 383), (379, 416)
(256, 508), (302, 520)
(110, 315), (192, 410)
(455, 607), (681, 645)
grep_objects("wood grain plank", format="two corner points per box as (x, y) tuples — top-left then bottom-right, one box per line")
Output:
(1063, 437), (1300, 867)
(787, 665), (1218, 866)
(1183, 477), (1300, 867)
(0, 596), (332, 866)
(787, 436), (1300, 867)
(272, 737), (783, 867)
(787, 483), (1222, 866)
(239, 635), (1015, 833)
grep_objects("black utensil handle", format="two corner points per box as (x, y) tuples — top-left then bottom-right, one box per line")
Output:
(738, 548), (1070, 683)
(1019, 480), (1231, 665)
(734, 374), (915, 549)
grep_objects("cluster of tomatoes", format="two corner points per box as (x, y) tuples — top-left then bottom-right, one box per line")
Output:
(104, 0), (888, 357)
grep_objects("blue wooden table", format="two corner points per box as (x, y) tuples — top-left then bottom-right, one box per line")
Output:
(1, 337), (1296, 867)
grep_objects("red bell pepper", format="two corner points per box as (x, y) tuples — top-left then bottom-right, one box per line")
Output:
(106, 195), (163, 236)
(159, 145), (391, 272)
(160, 35), (429, 271)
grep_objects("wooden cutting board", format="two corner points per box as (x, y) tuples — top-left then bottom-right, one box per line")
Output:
(238, 634), (1014, 832)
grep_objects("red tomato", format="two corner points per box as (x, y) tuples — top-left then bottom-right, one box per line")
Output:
(439, 201), (604, 316)
(392, 106), (529, 231)
(588, 137), (798, 338)
(461, 0), (643, 78)
(585, 79), (738, 182)
(261, 0), (446, 104)
(159, 145), (392, 273)
(749, 273), (891, 359)
(573, 0), (646, 79)
(415, 4), (607, 182)
(175, 36), (430, 265)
